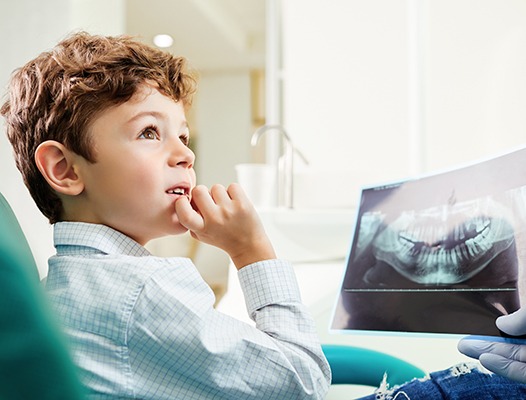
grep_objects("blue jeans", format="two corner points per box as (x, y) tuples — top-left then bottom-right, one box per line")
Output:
(357, 362), (526, 400)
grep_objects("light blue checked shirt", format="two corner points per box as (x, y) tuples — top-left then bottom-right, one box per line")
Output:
(45, 222), (331, 399)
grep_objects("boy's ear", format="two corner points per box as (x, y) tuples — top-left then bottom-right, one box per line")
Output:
(34, 140), (84, 196)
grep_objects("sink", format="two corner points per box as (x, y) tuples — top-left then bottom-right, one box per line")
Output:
(257, 208), (356, 262)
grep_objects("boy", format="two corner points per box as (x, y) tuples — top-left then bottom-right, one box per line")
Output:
(1, 32), (331, 399)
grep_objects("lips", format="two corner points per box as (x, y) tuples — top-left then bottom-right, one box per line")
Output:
(166, 183), (191, 199)
(167, 187), (186, 195)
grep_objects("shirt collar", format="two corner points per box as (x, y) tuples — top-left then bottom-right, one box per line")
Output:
(53, 222), (151, 257)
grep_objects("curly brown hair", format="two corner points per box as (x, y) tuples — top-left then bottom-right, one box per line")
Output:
(1, 32), (197, 224)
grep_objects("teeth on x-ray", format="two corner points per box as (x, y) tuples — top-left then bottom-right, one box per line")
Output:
(372, 197), (515, 285)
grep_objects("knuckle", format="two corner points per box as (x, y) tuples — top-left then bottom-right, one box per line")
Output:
(193, 185), (208, 194)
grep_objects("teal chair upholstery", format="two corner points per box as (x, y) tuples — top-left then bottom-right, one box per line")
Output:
(0, 192), (85, 399)
(322, 344), (426, 387)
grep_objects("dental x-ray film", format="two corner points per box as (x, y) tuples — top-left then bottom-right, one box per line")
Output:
(331, 147), (526, 338)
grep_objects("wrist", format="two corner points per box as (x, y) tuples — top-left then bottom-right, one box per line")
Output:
(230, 239), (276, 270)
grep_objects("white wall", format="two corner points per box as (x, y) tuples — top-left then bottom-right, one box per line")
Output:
(425, 0), (526, 169)
(282, 0), (409, 193)
(0, 0), (125, 277)
(281, 0), (526, 203)
(193, 71), (253, 187)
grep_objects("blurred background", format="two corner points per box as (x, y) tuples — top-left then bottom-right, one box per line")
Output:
(2, 0), (526, 295)
(3, 2), (526, 397)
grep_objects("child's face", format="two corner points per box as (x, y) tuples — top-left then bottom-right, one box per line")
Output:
(74, 84), (196, 244)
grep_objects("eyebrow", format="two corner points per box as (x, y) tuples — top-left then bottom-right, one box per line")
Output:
(127, 111), (165, 124)
(127, 111), (189, 129)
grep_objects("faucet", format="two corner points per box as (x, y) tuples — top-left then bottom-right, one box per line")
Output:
(251, 124), (308, 209)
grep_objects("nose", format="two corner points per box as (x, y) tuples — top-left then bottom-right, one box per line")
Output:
(168, 138), (195, 169)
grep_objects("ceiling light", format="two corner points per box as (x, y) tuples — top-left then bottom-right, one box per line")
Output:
(153, 34), (174, 48)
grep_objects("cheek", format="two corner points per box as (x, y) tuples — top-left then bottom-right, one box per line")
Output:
(123, 157), (160, 184)
(100, 162), (156, 200)
(190, 169), (197, 187)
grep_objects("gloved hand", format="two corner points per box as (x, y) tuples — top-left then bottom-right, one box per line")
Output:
(458, 307), (526, 383)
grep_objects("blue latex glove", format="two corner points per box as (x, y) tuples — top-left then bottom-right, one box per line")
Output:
(458, 307), (526, 383)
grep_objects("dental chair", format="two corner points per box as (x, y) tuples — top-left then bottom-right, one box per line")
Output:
(0, 192), (85, 399)
(0, 191), (425, 398)
(322, 344), (426, 387)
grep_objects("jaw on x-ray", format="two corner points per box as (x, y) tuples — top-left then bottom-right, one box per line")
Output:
(331, 147), (526, 337)
(365, 196), (515, 287)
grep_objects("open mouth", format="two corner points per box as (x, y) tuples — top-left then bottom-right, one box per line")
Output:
(166, 185), (190, 199)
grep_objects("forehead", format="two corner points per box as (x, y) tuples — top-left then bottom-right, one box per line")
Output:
(127, 83), (180, 109)
(94, 84), (185, 124)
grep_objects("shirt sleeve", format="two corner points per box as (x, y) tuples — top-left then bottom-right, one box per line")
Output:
(127, 258), (331, 400)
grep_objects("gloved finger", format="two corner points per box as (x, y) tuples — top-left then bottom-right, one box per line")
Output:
(458, 339), (497, 359)
(479, 353), (526, 384)
(460, 339), (526, 362)
(497, 308), (526, 336)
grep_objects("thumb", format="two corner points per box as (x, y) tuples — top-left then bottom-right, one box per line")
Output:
(497, 308), (526, 337)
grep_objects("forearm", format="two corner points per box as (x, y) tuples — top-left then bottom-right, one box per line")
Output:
(238, 260), (332, 398)
(131, 260), (331, 399)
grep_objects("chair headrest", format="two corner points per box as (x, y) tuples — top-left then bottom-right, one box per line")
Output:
(0, 192), (39, 282)
(0, 191), (86, 399)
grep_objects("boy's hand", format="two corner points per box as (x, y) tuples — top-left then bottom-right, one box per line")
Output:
(175, 183), (276, 269)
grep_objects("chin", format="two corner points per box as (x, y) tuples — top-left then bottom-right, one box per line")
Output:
(163, 220), (189, 237)
(125, 221), (188, 246)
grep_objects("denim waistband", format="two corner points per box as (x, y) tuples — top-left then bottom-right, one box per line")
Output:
(357, 362), (526, 400)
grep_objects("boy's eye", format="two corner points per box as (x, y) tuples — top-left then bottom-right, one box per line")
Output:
(179, 133), (190, 146)
(138, 126), (159, 140)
